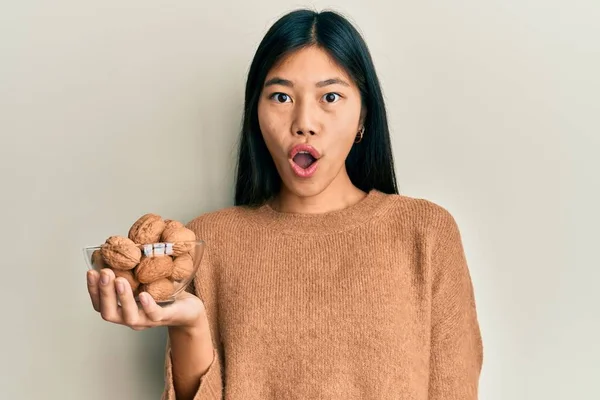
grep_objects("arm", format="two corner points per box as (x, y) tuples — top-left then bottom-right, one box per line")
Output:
(162, 326), (222, 400)
(164, 323), (219, 400)
(428, 210), (484, 399)
(162, 220), (224, 400)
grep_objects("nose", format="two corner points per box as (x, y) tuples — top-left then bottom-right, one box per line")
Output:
(291, 98), (318, 137)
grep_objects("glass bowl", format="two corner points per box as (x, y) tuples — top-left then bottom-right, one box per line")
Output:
(83, 240), (205, 306)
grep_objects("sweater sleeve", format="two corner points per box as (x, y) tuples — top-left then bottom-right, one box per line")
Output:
(161, 218), (224, 399)
(428, 210), (484, 399)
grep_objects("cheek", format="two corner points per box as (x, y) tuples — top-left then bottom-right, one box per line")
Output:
(258, 102), (287, 151)
(327, 134), (355, 165)
(325, 107), (360, 156)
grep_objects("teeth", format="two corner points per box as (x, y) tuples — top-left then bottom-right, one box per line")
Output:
(293, 149), (317, 159)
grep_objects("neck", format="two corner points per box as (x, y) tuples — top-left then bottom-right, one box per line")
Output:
(272, 169), (366, 214)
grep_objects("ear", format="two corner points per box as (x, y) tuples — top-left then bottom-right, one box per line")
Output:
(358, 107), (367, 130)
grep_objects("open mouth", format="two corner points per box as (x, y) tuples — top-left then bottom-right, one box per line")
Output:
(289, 144), (321, 178)
(292, 151), (317, 169)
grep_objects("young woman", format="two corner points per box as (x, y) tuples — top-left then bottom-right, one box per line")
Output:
(86, 8), (483, 400)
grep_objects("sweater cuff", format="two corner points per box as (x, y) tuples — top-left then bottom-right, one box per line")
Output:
(162, 347), (223, 400)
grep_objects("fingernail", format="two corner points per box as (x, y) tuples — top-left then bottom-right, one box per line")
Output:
(140, 293), (148, 305)
(100, 273), (109, 285)
(87, 271), (96, 285)
(116, 281), (124, 294)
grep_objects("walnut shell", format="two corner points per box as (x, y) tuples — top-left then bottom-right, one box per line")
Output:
(140, 278), (175, 302)
(101, 236), (141, 270)
(161, 227), (196, 256)
(171, 253), (194, 281)
(128, 213), (166, 244)
(164, 220), (184, 231)
(111, 268), (140, 292)
(91, 249), (107, 269)
(160, 221), (187, 241)
(135, 255), (174, 284)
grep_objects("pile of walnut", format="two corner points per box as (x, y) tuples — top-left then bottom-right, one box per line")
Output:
(91, 214), (196, 302)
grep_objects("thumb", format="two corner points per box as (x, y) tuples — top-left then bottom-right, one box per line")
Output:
(139, 292), (166, 323)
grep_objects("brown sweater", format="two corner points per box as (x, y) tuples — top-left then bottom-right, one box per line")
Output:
(161, 189), (483, 399)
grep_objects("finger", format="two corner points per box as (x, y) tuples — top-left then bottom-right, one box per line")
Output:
(87, 270), (100, 311)
(139, 292), (166, 323)
(99, 268), (122, 323)
(116, 277), (139, 327)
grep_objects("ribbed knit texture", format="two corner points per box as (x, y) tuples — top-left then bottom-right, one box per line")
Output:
(161, 189), (483, 399)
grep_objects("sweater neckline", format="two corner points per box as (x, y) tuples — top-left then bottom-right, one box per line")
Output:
(248, 189), (393, 235)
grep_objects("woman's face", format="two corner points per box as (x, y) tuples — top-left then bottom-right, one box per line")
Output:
(257, 46), (363, 198)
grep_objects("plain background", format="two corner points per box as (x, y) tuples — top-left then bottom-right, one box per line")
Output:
(1, 0), (598, 399)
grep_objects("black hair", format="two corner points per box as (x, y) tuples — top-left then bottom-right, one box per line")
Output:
(234, 8), (399, 206)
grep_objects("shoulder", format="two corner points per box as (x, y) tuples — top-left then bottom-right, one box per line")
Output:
(376, 191), (464, 256)
(383, 193), (470, 277)
(382, 192), (460, 234)
(184, 205), (249, 239)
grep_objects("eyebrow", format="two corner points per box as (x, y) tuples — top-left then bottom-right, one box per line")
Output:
(263, 77), (350, 88)
(316, 78), (350, 88)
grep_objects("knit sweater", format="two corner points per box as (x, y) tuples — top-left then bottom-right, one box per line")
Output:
(161, 189), (483, 399)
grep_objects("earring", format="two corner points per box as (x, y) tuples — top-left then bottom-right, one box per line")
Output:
(355, 126), (365, 143)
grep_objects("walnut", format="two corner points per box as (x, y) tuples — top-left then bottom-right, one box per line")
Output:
(161, 226), (196, 256)
(135, 255), (174, 284)
(128, 213), (166, 244)
(111, 268), (140, 293)
(101, 236), (141, 270)
(91, 249), (107, 269)
(140, 278), (175, 302)
(160, 221), (187, 241)
(171, 253), (194, 281)
(164, 220), (184, 231)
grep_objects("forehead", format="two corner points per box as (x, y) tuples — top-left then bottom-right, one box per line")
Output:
(266, 46), (354, 85)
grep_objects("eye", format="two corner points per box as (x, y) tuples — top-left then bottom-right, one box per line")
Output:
(322, 93), (341, 103)
(270, 93), (292, 103)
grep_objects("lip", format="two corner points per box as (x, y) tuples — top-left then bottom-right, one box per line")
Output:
(288, 143), (321, 179)
(289, 158), (319, 178)
(288, 143), (321, 160)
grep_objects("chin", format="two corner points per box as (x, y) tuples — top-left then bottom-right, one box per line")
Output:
(280, 177), (330, 199)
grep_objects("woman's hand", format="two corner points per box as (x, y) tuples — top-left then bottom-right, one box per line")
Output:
(86, 268), (208, 332)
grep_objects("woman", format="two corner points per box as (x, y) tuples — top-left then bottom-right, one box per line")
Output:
(86, 8), (483, 400)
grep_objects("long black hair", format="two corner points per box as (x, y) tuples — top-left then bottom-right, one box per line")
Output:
(234, 9), (399, 207)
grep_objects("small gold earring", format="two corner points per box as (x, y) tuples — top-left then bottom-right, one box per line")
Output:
(355, 127), (365, 143)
